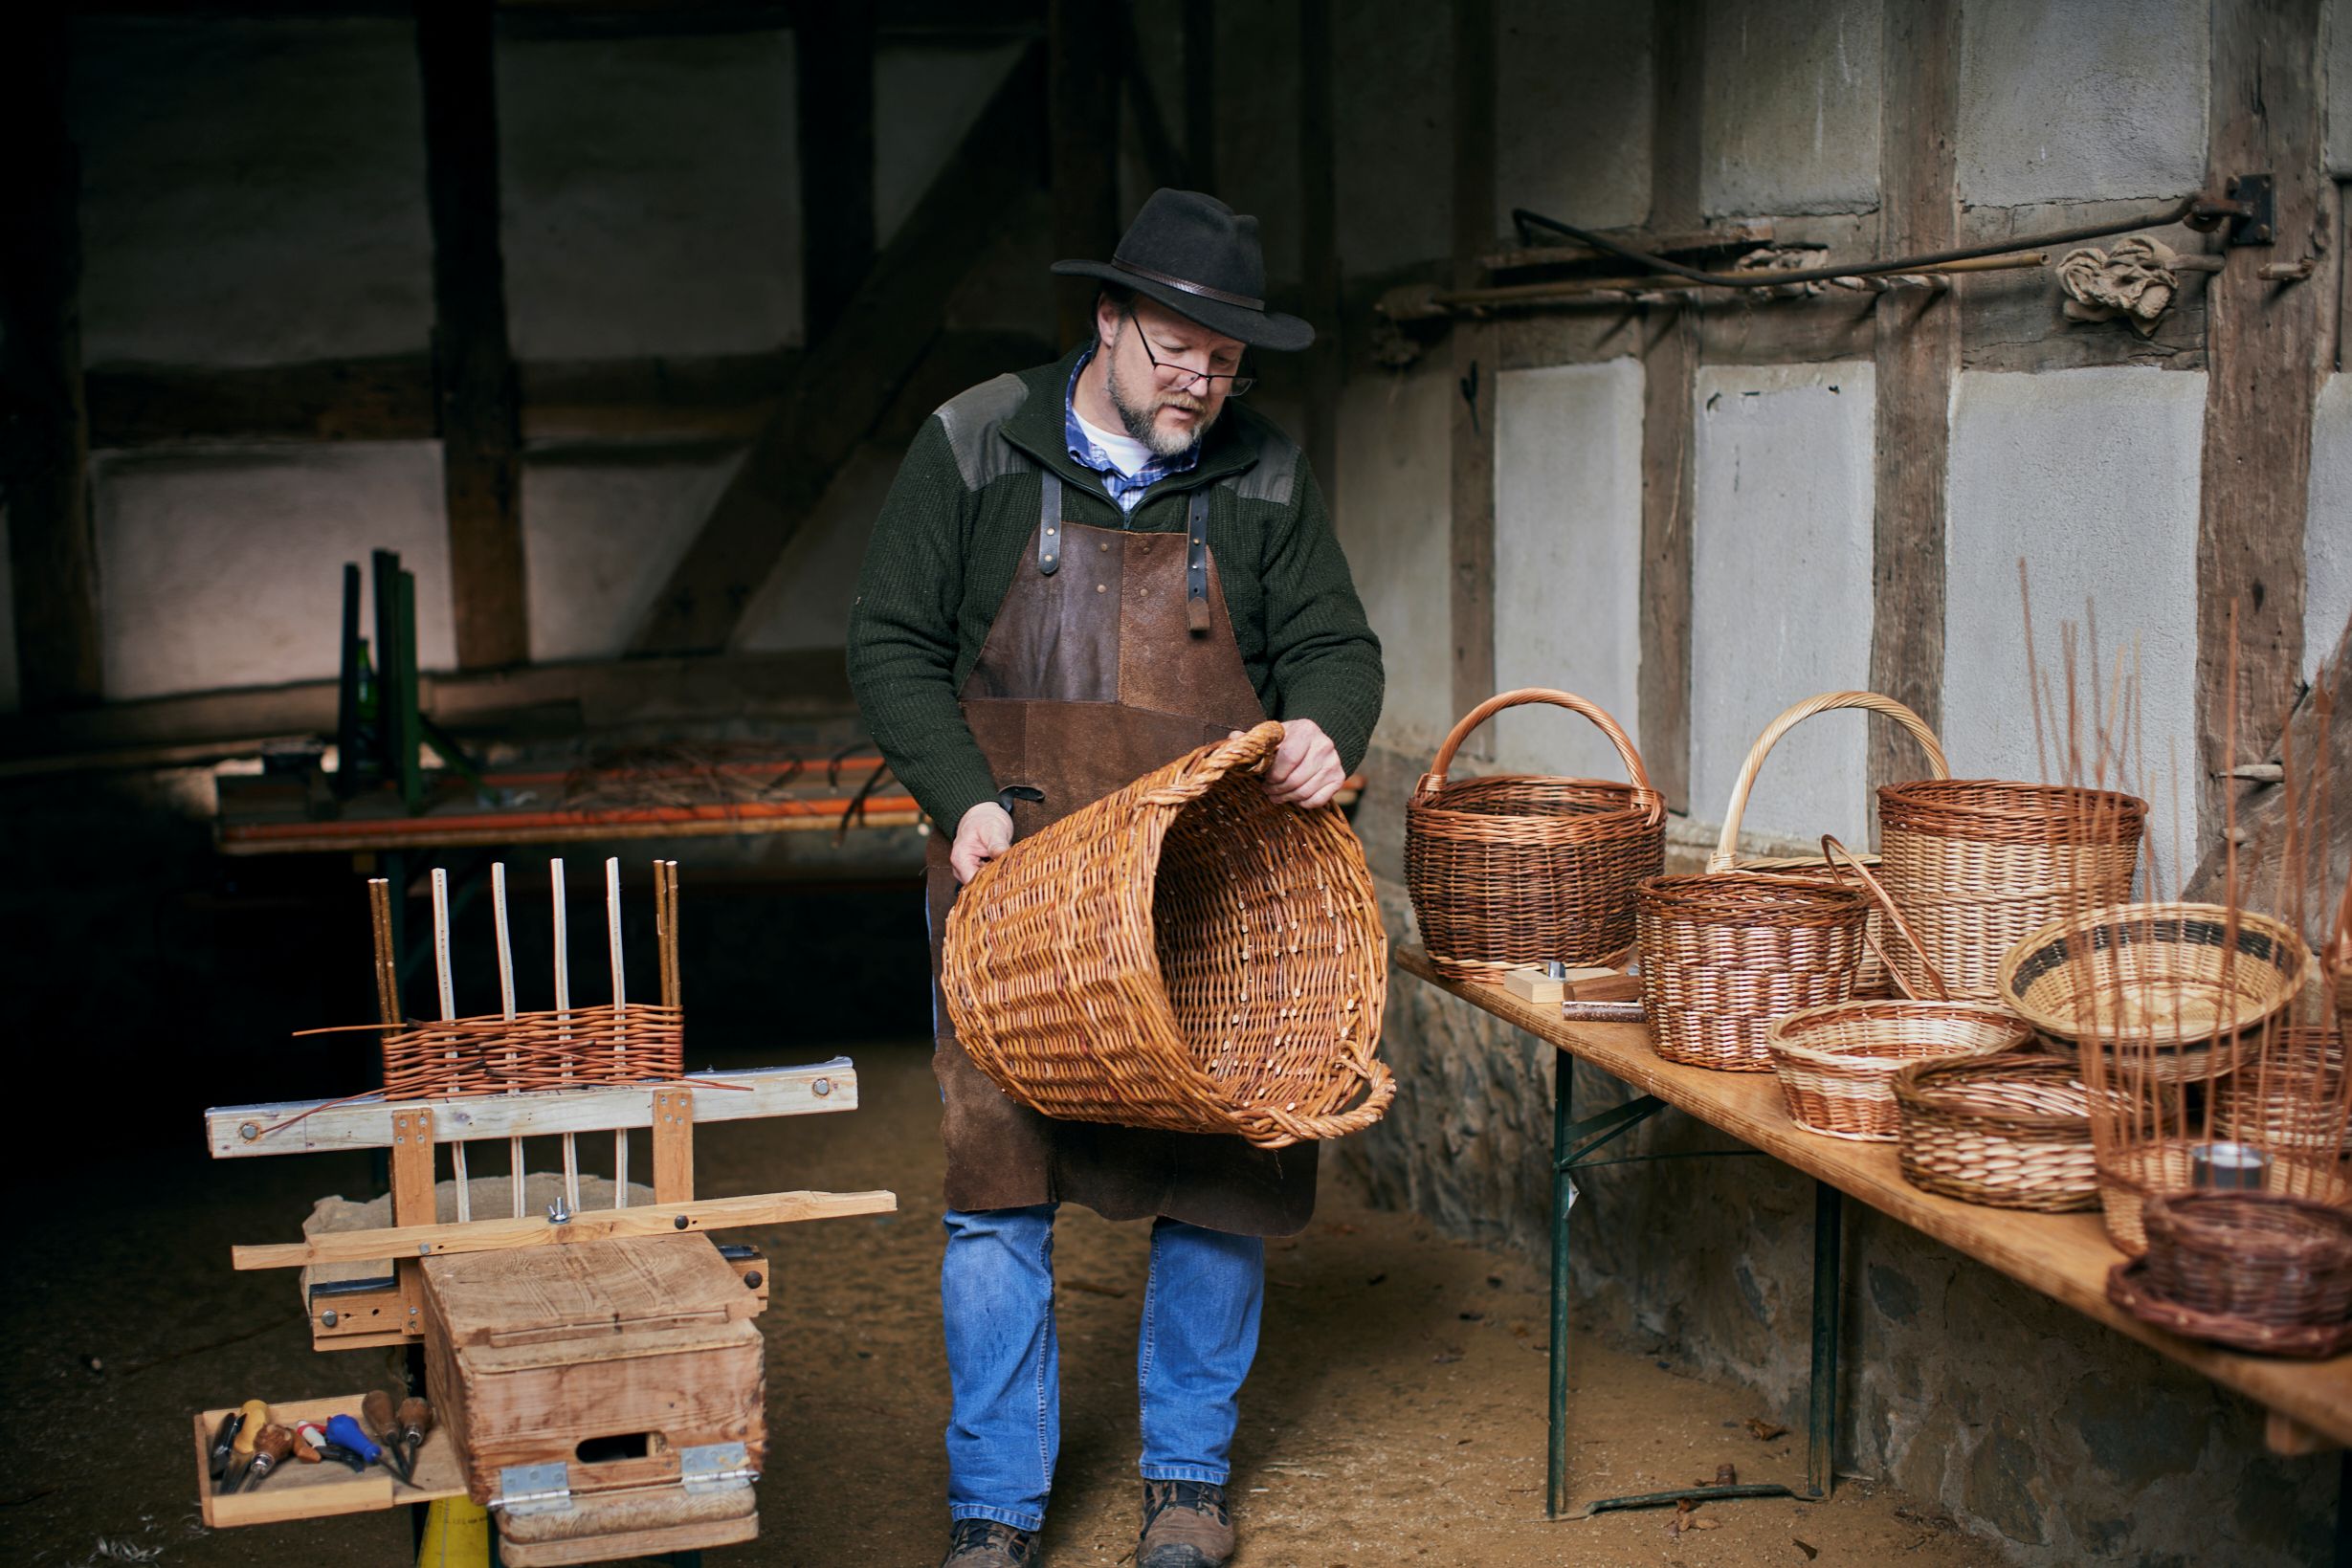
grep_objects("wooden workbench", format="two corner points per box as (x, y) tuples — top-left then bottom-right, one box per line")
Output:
(1396, 944), (2352, 1453)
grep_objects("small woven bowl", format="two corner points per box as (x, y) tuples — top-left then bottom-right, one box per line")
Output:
(1767, 1001), (2032, 1142)
(1998, 902), (2311, 1063)
(2142, 1191), (2352, 1327)
(1893, 1052), (2099, 1211)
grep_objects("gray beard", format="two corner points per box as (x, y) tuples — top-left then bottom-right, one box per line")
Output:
(1104, 341), (1210, 459)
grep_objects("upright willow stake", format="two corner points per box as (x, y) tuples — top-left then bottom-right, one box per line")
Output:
(607, 856), (629, 1207)
(493, 862), (522, 1220)
(432, 868), (469, 1225)
(552, 857), (580, 1209)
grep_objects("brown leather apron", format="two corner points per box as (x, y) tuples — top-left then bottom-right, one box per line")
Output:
(924, 473), (1320, 1237)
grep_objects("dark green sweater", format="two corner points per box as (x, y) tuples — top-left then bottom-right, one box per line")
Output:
(847, 346), (1386, 831)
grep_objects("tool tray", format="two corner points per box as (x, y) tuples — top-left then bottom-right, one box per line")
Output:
(191, 1392), (464, 1528)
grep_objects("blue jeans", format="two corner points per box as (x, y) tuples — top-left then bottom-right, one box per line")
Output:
(940, 1203), (1265, 1531)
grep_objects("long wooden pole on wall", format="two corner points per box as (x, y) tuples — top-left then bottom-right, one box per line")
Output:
(1868, 0), (1961, 826)
(417, 0), (528, 671)
(1449, 0), (1497, 756)
(1, 13), (102, 710)
(1636, 0), (1704, 813)
(2196, 0), (2325, 843)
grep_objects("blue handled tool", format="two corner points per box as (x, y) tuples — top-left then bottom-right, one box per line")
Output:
(324, 1413), (383, 1467)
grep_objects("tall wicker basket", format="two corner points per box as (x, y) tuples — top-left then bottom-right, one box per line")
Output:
(942, 722), (1391, 1151)
(1636, 872), (1871, 1071)
(1407, 689), (1665, 982)
(1706, 692), (1949, 996)
(1876, 780), (2145, 1002)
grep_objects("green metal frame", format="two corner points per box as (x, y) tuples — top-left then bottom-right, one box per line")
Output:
(1547, 1058), (1844, 1519)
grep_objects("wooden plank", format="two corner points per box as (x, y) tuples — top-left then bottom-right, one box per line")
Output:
(209, 1061), (859, 1158)
(632, 43), (1046, 652)
(1448, 0), (1498, 759)
(2268, 1410), (2341, 1456)
(499, 1511), (757, 1568)
(1395, 944), (2352, 1448)
(795, 0), (876, 343)
(425, 1233), (749, 1345)
(1633, 0), (1703, 813)
(417, 0), (528, 671)
(1479, 224), (1775, 275)
(1049, 0), (1120, 351)
(1866, 0), (1961, 833)
(2196, 0), (2326, 846)
(234, 1188), (899, 1270)
(1695, 293), (1878, 365)
(0, 11), (101, 709)
(193, 1392), (464, 1529)
(652, 1086), (696, 1204)
(392, 1106), (435, 1336)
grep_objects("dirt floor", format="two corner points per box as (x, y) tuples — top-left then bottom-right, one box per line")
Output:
(3, 1034), (2011, 1568)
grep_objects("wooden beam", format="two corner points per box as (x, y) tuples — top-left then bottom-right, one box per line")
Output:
(632, 44), (1046, 653)
(0, 12), (102, 710)
(1298, 0), (1341, 501)
(795, 0), (876, 344)
(1116, 7), (1187, 193)
(417, 0), (528, 671)
(1449, 0), (1498, 755)
(1183, 2), (1215, 195)
(1634, 0), (1704, 812)
(2196, 0), (2326, 844)
(1867, 0), (1961, 829)
(1049, 0), (1121, 351)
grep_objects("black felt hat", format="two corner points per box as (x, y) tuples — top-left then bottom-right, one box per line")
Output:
(1052, 188), (1314, 352)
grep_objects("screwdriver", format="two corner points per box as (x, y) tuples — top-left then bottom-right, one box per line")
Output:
(323, 1413), (384, 1471)
(361, 1390), (410, 1483)
(206, 1409), (247, 1483)
(243, 1425), (296, 1491)
(219, 1400), (271, 1494)
(288, 1422), (323, 1464)
(394, 1397), (433, 1483)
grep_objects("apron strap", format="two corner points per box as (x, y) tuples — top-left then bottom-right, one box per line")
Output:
(1038, 474), (1063, 577)
(1187, 488), (1210, 634)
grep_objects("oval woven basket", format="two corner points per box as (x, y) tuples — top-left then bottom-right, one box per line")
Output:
(1893, 1053), (2099, 1211)
(1706, 691), (1950, 997)
(1998, 903), (2312, 1070)
(1876, 779), (2145, 1003)
(2095, 1137), (2352, 1256)
(1406, 689), (1664, 982)
(942, 722), (1391, 1151)
(1767, 1001), (2032, 1142)
(1636, 872), (1870, 1071)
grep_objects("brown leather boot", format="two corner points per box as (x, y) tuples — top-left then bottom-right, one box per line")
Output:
(1137, 1479), (1234, 1568)
(941, 1517), (1037, 1567)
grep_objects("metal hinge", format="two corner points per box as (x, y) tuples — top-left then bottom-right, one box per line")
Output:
(493, 1461), (574, 1517)
(680, 1442), (761, 1494)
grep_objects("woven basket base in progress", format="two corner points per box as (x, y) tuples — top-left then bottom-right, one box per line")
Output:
(2108, 1258), (2352, 1358)
(943, 723), (1391, 1151)
(2096, 1138), (2352, 1257)
(1767, 1001), (2032, 1142)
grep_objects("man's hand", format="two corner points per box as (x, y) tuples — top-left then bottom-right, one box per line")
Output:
(950, 801), (1014, 884)
(1241, 718), (1345, 808)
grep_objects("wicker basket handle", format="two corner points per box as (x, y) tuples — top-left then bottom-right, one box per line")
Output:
(1705, 691), (1950, 872)
(1415, 688), (1660, 823)
(1231, 1050), (1398, 1150)
(1818, 833), (1950, 1001)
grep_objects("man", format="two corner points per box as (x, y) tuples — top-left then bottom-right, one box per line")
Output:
(848, 188), (1384, 1568)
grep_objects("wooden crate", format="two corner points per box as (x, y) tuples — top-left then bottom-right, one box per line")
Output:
(420, 1232), (767, 1534)
(191, 1392), (465, 1529)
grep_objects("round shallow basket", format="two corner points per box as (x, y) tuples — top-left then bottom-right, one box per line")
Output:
(2142, 1191), (2352, 1326)
(1637, 873), (1870, 1072)
(1893, 1053), (2099, 1211)
(2095, 1137), (2352, 1256)
(1999, 903), (2312, 1079)
(2108, 1257), (2352, 1358)
(942, 722), (1391, 1151)
(1406, 689), (1664, 982)
(2215, 1025), (2352, 1158)
(1707, 692), (1949, 998)
(1768, 1002), (2032, 1142)
(1876, 779), (2145, 1003)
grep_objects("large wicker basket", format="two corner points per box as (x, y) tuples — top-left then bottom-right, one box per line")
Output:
(1876, 780), (2145, 1002)
(1636, 872), (1871, 1071)
(942, 722), (1391, 1151)
(1706, 692), (1950, 996)
(1406, 689), (1664, 982)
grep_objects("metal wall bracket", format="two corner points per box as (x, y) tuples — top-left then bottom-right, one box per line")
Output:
(2227, 174), (2274, 245)
(680, 1441), (760, 1494)
(494, 1461), (574, 1517)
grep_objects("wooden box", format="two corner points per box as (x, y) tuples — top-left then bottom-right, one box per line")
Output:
(419, 1233), (768, 1561)
(191, 1392), (464, 1529)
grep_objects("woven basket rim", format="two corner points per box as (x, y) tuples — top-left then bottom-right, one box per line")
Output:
(1880, 777), (2149, 828)
(1998, 900), (2313, 1045)
(1638, 871), (1870, 913)
(1892, 1052), (2093, 1128)
(2147, 1190), (2352, 1259)
(1766, 1001), (2031, 1071)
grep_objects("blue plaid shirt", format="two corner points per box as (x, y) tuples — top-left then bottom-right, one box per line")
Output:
(1065, 347), (1201, 513)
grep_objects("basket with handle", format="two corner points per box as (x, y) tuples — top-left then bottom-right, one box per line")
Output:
(1407, 689), (1665, 983)
(1707, 691), (1950, 996)
(1875, 779), (2145, 1002)
(942, 721), (1391, 1151)
(1635, 872), (1871, 1071)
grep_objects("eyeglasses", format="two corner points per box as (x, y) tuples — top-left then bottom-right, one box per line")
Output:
(1126, 309), (1255, 397)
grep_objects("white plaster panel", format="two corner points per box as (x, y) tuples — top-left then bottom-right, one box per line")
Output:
(1335, 0), (1453, 276)
(522, 452), (742, 663)
(1492, 361), (1647, 784)
(91, 444), (455, 700)
(735, 443), (902, 653)
(1944, 368), (2205, 886)
(0, 505), (16, 714)
(1956, 0), (2209, 207)
(1498, 0), (1654, 233)
(876, 45), (1027, 249)
(1690, 363), (1877, 847)
(70, 18), (434, 366)
(1699, 0), (1881, 218)
(1336, 364), (1454, 758)
(2304, 373), (2352, 676)
(499, 31), (801, 360)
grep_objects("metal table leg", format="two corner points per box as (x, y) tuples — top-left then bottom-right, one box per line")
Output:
(1808, 1181), (1843, 1499)
(1547, 1053), (1573, 1519)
